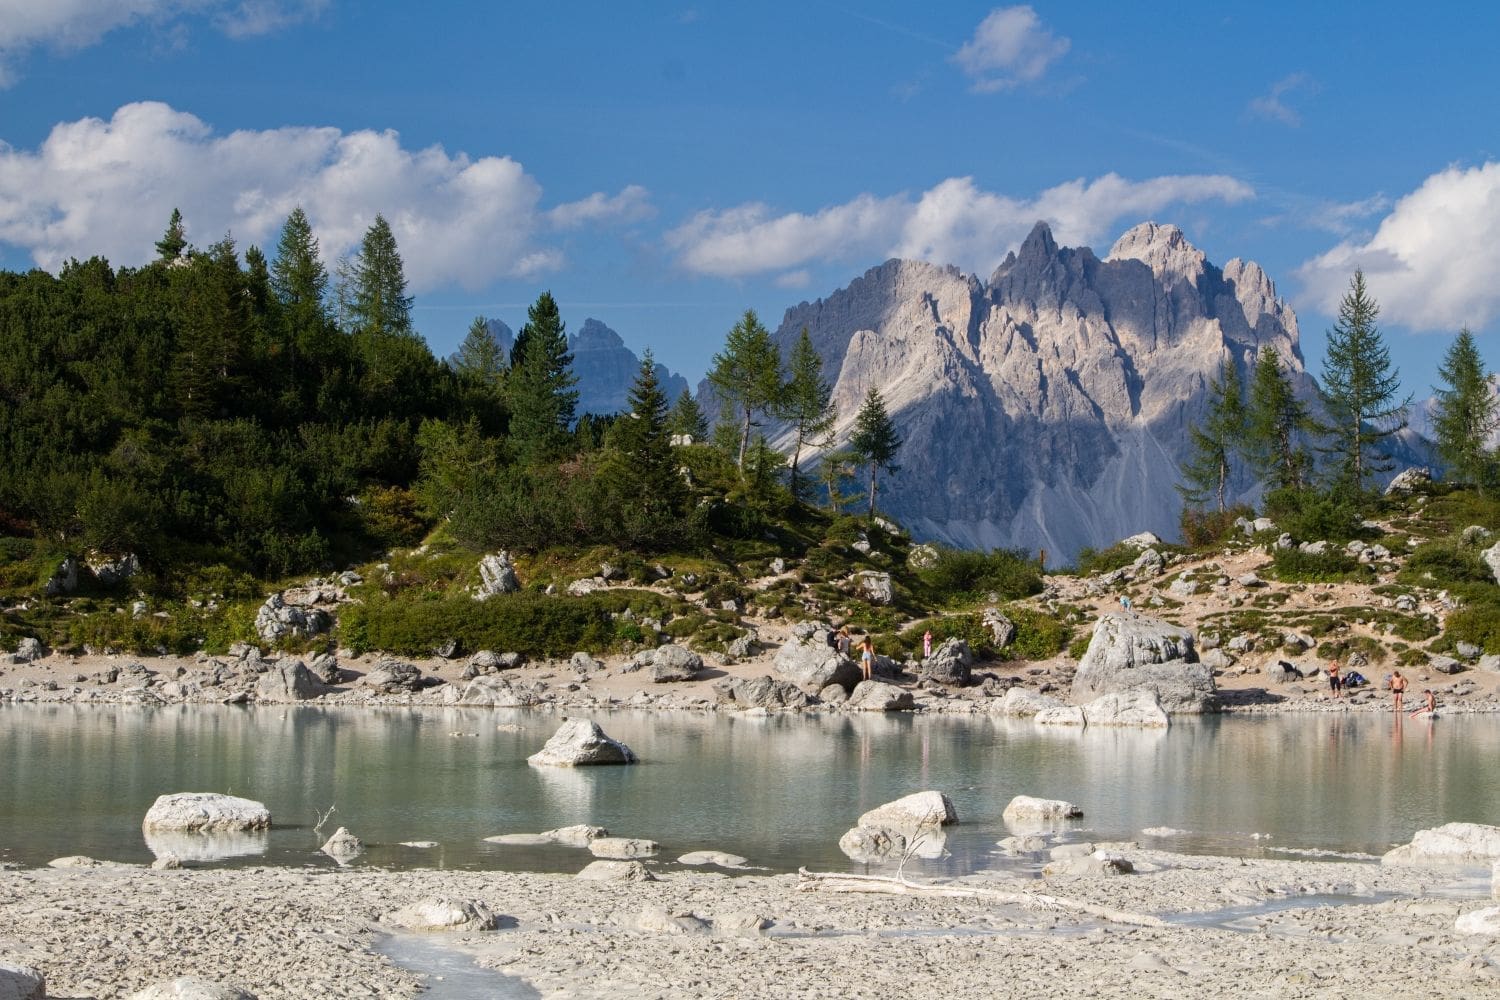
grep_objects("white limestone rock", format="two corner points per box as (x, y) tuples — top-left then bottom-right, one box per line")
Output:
(528, 719), (637, 767)
(320, 827), (364, 863)
(143, 793), (271, 832)
(1071, 614), (1215, 713)
(576, 860), (658, 882)
(773, 629), (862, 692)
(1384, 823), (1500, 865)
(1455, 906), (1500, 935)
(993, 687), (1063, 717)
(128, 978), (257, 999)
(1081, 689), (1170, 727)
(588, 837), (659, 859)
(475, 551), (520, 598)
(1004, 795), (1083, 823)
(845, 680), (916, 711)
(382, 897), (500, 932)
(0, 962), (45, 1000)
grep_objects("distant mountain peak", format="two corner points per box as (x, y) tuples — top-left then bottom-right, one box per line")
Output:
(1107, 221), (1206, 287)
(572, 317), (626, 352)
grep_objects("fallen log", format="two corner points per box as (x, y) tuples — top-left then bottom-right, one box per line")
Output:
(796, 867), (1165, 928)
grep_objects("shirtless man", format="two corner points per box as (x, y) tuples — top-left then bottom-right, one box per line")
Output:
(1390, 670), (1409, 712)
(1409, 689), (1437, 719)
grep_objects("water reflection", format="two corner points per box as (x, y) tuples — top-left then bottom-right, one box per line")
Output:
(2, 705), (1500, 874)
(143, 829), (269, 862)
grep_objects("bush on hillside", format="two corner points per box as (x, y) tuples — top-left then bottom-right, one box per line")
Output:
(1266, 547), (1371, 583)
(1179, 505), (1254, 549)
(920, 546), (1042, 603)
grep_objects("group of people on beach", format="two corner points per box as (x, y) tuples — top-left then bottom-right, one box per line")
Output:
(1329, 660), (1436, 717)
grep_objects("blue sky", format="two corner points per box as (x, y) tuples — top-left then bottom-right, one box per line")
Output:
(1, 2), (1497, 397)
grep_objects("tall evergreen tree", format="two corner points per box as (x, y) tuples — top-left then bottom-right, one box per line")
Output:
(155, 208), (187, 262)
(453, 316), (507, 386)
(1246, 348), (1311, 492)
(848, 386), (903, 517)
(1318, 270), (1410, 487)
(667, 389), (709, 442)
(271, 208), (328, 314)
(777, 328), (837, 501)
(706, 309), (783, 470)
(507, 291), (577, 463)
(171, 236), (249, 417)
(350, 214), (413, 338)
(598, 350), (685, 546)
(1432, 328), (1498, 491)
(818, 448), (857, 514)
(1177, 357), (1246, 512)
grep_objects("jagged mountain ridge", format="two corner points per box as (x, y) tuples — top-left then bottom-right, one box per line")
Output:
(454, 318), (689, 418)
(771, 221), (1314, 562)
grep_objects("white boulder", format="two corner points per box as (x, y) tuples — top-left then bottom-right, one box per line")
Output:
(1383, 823), (1500, 865)
(1004, 795), (1083, 823)
(527, 719), (638, 767)
(0, 963), (45, 1000)
(143, 793), (271, 832)
(382, 897), (500, 932)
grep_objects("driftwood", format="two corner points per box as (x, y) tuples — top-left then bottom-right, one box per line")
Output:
(796, 867), (1165, 928)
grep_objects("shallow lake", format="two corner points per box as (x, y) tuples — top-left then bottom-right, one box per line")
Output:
(2, 705), (1498, 875)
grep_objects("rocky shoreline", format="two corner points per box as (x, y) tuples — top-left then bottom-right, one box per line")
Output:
(4, 844), (1500, 998)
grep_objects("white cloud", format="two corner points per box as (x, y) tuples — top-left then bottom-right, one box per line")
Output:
(1298, 162), (1500, 331)
(774, 269), (811, 289)
(953, 6), (1070, 93)
(0, 101), (648, 291)
(1248, 72), (1314, 126)
(666, 173), (1253, 279)
(547, 185), (654, 229)
(0, 0), (324, 83)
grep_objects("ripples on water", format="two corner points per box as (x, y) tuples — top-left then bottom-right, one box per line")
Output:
(1, 705), (1496, 875)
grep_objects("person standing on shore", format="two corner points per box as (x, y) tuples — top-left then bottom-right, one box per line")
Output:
(859, 637), (875, 683)
(922, 629), (933, 659)
(1328, 660), (1342, 699)
(1390, 670), (1408, 712)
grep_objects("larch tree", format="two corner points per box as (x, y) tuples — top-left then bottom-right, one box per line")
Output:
(667, 389), (709, 442)
(1246, 347), (1311, 492)
(1432, 328), (1498, 491)
(453, 316), (507, 388)
(1318, 270), (1410, 488)
(506, 291), (578, 464)
(1177, 357), (1246, 512)
(848, 386), (903, 517)
(706, 309), (783, 470)
(269, 207), (331, 375)
(777, 328), (837, 501)
(350, 214), (413, 339)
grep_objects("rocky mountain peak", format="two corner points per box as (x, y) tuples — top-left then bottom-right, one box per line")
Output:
(572, 318), (626, 353)
(1106, 221), (1206, 288)
(566, 318), (689, 416)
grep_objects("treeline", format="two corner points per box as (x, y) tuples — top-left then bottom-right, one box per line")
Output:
(0, 208), (903, 589)
(1178, 271), (1496, 541)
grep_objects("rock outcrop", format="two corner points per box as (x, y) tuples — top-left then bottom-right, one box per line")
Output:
(527, 719), (638, 767)
(839, 791), (956, 863)
(920, 638), (972, 687)
(476, 552), (520, 598)
(382, 897), (500, 932)
(255, 659), (323, 702)
(773, 625), (861, 692)
(0, 963), (45, 1000)
(1383, 823), (1500, 865)
(1071, 614), (1216, 713)
(712, 675), (813, 710)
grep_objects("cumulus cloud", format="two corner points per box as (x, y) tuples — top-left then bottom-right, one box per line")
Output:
(0, 101), (647, 291)
(0, 0), (324, 83)
(953, 6), (1070, 93)
(1248, 72), (1315, 126)
(666, 173), (1253, 279)
(547, 185), (654, 229)
(1298, 162), (1500, 331)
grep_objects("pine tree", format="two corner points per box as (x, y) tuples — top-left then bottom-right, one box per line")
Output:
(271, 208), (327, 314)
(155, 208), (187, 262)
(848, 386), (903, 517)
(1432, 328), (1498, 491)
(818, 448), (857, 513)
(1319, 270), (1411, 488)
(706, 309), (783, 469)
(777, 328), (837, 501)
(350, 214), (413, 338)
(453, 316), (507, 387)
(598, 350), (685, 546)
(507, 291), (578, 464)
(1177, 357), (1246, 512)
(667, 389), (709, 442)
(1246, 348), (1311, 492)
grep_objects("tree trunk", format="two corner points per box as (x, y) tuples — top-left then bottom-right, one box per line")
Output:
(867, 461), (878, 517)
(737, 406), (752, 469)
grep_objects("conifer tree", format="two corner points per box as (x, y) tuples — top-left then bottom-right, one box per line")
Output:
(1432, 328), (1498, 491)
(706, 310), (783, 470)
(507, 291), (578, 464)
(453, 316), (507, 387)
(848, 386), (903, 517)
(777, 328), (837, 501)
(818, 448), (857, 513)
(667, 389), (709, 442)
(1246, 348), (1311, 492)
(350, 214), (413, 338)
(1318, 270), (1410, 488)
(598, 350), (685, 546)
(1177, 357), (1246, 512)
(155, 208), (187, 262)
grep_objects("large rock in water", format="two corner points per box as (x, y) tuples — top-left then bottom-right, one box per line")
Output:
(255, 659), (323, 702)
(764, 221), (1333, 561)
(143, 793), (271, 832)
(773, 626), (862, 692)
(1080, 689), (1170, 728)
(1071, 614), (1215, 713)
(1383, 823), (1500, 865)
(528, 719), (638, 766)
(839, 791), (956, 862)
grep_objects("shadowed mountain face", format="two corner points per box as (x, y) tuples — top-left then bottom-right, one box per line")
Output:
(772, 221), (1312, 562)
(569, 318), (690, 417)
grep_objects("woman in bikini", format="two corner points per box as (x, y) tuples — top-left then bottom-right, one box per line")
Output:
(859, 637), (875, 683)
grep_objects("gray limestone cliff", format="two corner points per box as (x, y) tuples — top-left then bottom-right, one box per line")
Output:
(771, 221), (1314, 561)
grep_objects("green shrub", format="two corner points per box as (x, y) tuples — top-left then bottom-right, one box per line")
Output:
(1073, 543), (1140, 576)
(1266, 547), (1371, 583)
(1179, 505), (1255, 550)
(920, 546), (1042, 604)
(339, 591), (625, 657)
(1263, 486), (1366, 543)
(1066, 632), (1092, 659)
(1006, 606), (1069, 660)
(66, 607), (205, 656)
(1314, 635), (1386, 664)
(1440, 600), (1500, 655)
(897, 614), (995, 658)
(1397, 543), (1493, 589)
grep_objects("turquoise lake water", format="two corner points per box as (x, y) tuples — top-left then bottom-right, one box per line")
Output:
(2, 705), (1497, 874)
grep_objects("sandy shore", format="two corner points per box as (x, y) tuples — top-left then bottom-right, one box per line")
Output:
(3, 849), (1498, 998)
